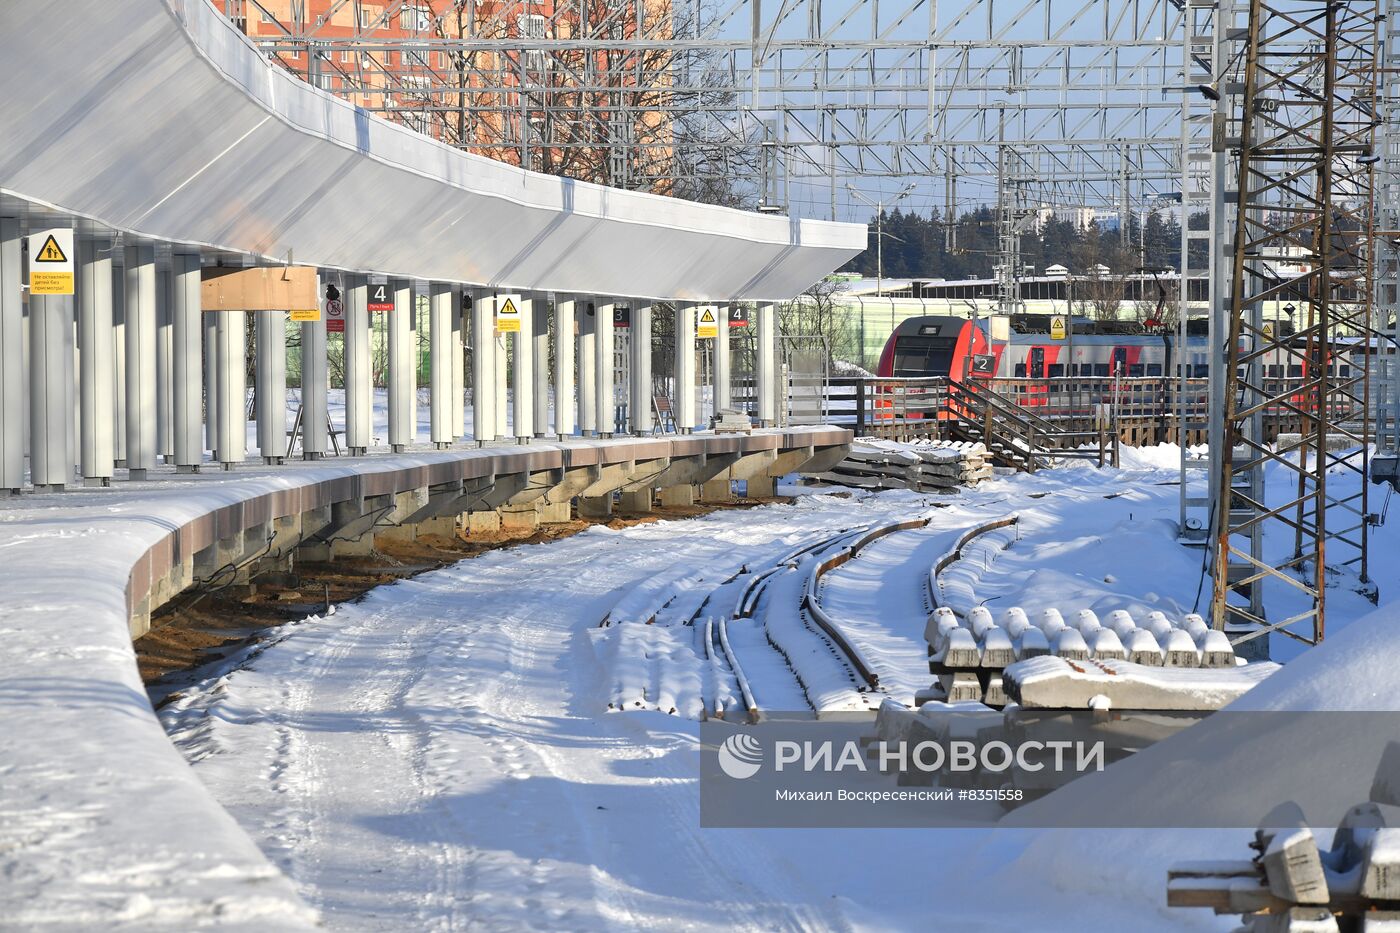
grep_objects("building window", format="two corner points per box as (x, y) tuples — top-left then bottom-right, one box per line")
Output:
(517, 14), (550, 80)
(401, 4), (432, 32)
(260, 7), (277, 23)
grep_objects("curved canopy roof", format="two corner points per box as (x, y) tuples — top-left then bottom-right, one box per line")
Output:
(0, 0), (865, 301)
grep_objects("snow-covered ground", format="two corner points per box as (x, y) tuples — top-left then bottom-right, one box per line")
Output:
(151, 449), (1400, 931)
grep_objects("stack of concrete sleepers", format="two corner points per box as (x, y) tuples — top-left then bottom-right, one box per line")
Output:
(924, 605), (1245, 707)
(812, 439), (992, 492)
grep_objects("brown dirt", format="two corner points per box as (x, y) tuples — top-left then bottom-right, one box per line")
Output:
(135, 497), (790, 696)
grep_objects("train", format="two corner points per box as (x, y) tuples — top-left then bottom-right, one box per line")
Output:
(874, 314), (1361, 385)
(874, 315), (1210, 382)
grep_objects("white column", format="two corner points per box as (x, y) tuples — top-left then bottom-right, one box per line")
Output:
(78, 237), (114, 485)
(429, 282), (453, 447)
(344, 275), (370, 453)
(554, 297), (576, 438)
(256, 309), (287, 462)
(0, 218), (19, 493)
(201, 285), (215, 458)
(533, 295), (550, 436)
(29, 288), (73, 491)
(171, 251), (202, 472)
(470, 288), (496, 443)
(757, 302), (778, 426)
(300, 277), (329, 459)
(512, 293), (535, 441)
(715, 305), (732, 413)
(388, 279), (414, 451)
(673, 302), (697, 433)
(577, 300), (596, 435)
(451, 288), (465, 439)
(215, 310), (246, 468)
(123, 243), (157, 479)
(495, 330), (508, 439)
(113, 254), (127, 465)
(630, 303), (653, 435)
(595, 300), (615, 436)
(156, 264), (173, 460)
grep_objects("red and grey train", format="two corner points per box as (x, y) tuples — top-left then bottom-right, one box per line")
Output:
(874, 315), (1209, 382)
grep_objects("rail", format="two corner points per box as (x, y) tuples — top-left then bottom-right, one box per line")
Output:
(927, 515), (1022, 619)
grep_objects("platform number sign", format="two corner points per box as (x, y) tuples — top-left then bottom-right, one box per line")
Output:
(367, 282), (393, 312)
(696, 306), (719, 339)
(971, 354), (995, 375)
(728, 307), (750, 328)
(1049, 315), (1068, 341)
(28, 228), (74, 295)
(613, 306), (631, 328)
(496, 295), (522, 333)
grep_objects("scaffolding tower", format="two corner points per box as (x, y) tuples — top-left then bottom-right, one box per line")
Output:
(1210, 0), (1383, 649)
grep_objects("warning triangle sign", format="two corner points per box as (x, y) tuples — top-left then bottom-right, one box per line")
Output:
(500, 298), (517, 315)
(699, 308), (715, 323)
(35, 234), (68, 264)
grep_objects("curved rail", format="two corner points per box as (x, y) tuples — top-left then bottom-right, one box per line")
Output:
(800, 514), (940, 690)
(927, 515), (1021, 619)
(715, 619), (760, 722)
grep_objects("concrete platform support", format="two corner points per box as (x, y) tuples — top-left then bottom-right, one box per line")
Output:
(429, 283), (452, 447)
(673, 302), (696, 433)
(499, 501), (541, 531)
(618, 489), (653, 513)
(300, 278), (328, 459)
(78, 236), (115, 485)
(388, 279), (414, 452)
(538, 500), (571, 523)
(256, 309), (287, 463)
(757, 302), (777, 426)
(595, 301), (615, 436)
(579, 494), (613, 519)
(532, 296), (549, 436)
(470, 288), (496, 443)
(578, 301), (597, 435)
(555, 297), (576, 438)
(630, 303), (653, 435)
(659, 484), (695, 508)
(699, 477), (734, 503)
(214, 309), (246, 468)
(344, 275), (371, 454)
(512, 293), (534, 442)
(451, 288), (465, 439)
(29, 289), (74, 491)
(171, 251), (202, 472)
(744, 476), (776, 498)
(714, 306), (732, 413)
(155, 265), (173, 460)
(123, 242), (157, 479)
(0, 218), (19, 493)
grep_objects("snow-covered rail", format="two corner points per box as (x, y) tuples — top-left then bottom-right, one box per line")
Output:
(927, 514), (1021, 619)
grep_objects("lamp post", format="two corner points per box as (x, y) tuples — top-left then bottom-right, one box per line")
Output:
(847, 183), (916, 298)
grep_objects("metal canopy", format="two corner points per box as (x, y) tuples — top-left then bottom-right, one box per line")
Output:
(0, 0), (865, 301)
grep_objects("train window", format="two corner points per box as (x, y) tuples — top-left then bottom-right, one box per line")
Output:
(1048, 364), (1065, 378)
(1146, 364), (1162, 376)
(1029, 347), (1046, 378)
(892, 336), (957, 377)
(1194, 364), (1209, 377)
(1014, 363), (1027, 377)
(1267, 365), (1283, 378)
(1288, 365), (1303, 378)
(1339, 364), (1352, 377)
(1128, 364), (1145, 377)
(1094, 363), (1110, 377)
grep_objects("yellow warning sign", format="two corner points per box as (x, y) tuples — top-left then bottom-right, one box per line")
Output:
(28, 228), (74, 295)
(1049, 315), (1068, 340)
(496, 295), (521, 333)
(290, 308), (321, 322)
(696, 306), (719, 339)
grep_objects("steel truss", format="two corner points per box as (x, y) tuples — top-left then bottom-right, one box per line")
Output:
(236, 0), (1195, 211)
(1210, 0), (1382, 648)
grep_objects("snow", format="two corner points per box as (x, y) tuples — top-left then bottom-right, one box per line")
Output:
(6, 438), (1400, 930)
